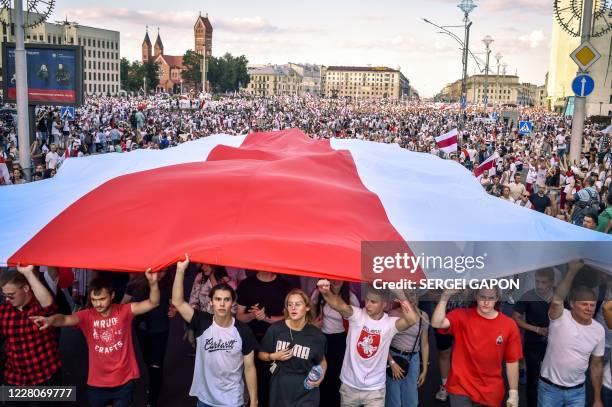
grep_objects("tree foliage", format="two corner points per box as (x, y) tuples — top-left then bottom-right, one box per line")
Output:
(120, 59), (160, 93)
(181, 50), (250, 93)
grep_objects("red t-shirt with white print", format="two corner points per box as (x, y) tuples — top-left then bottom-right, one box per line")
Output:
(75, 303), (140, 387)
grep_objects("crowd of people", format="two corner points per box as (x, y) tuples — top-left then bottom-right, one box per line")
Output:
(0, 94), (611, 407)
(1, 94), (610, 232)
(0, 258), (611, 407)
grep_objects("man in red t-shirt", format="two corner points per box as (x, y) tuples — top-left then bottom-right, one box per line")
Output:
(432, 286), (522, 407)
(31, 270), (160, 407)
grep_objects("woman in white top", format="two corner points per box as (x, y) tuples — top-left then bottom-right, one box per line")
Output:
(311, 280), (359, 407)
(386, 291), (429, 407)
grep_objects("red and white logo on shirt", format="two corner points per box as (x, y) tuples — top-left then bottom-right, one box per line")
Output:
(357, 327), (381, 359)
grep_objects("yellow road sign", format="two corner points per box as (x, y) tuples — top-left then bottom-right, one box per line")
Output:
(570, 42), (601, 71)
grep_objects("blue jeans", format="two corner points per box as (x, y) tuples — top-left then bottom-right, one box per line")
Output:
(385, 351), (420, 407)
(537, 378), (585, 407)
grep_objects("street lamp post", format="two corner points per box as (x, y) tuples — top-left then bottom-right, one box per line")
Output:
(202, 52), (207, 93)
(482, 35), (493, 106)
(458, 0), (477, 115)
(494, 53), (503, 104)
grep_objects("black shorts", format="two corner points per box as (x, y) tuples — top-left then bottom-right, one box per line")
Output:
(434, 329), (454, 351)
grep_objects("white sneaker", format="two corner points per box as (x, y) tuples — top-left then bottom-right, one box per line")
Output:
(435, 385), (448, 402)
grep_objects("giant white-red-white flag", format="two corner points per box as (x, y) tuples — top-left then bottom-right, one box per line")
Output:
(474, 152), (499, 178)
(0, 129), (610, 279)
(435, 129), (458, 155)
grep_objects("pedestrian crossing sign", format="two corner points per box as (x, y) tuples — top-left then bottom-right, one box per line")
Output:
(60, 106), (75, 120)
(518, 121), (532, 134)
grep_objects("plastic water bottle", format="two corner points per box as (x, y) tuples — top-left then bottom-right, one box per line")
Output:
(304, 364), (323, 390)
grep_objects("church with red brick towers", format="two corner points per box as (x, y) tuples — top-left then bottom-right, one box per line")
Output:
(142, 12), (213, 93)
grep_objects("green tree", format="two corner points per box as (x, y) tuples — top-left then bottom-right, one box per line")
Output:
(208, 53), (249, 93)
(141, 60), (160, 91)
(181, 49), (203, 83)
(125, 61), (143, 92)
(181, 50), (250, 93)
(120, 57), (130, 91)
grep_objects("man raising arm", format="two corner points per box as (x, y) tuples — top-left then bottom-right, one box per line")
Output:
(539, 260), (605, 407)
(432, 287), (522, 407)
(172, 254), (258, 407)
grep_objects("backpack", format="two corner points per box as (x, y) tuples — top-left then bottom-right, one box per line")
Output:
(573, 187), (600, 225)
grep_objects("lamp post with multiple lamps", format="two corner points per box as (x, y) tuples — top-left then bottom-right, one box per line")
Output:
(482, 35), (493, 106)
(494, 52), (503, 105)
(457, 0), (477, 114)
(423, 0), (477, 123)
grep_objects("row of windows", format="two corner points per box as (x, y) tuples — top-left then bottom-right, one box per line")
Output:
(86, 49), (119, 60)
(328, 84), (390, 90)
(2, 24), (118, 52)
(87, 61), (118, 71)
(327, 72), (393, 78)
(333, 91), (391, 97)
(86, 72), (119, 81)
(79, 38), (118, 50)
(86, 83), (119, 93)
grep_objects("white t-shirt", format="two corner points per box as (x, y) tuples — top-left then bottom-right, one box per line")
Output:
(45, 151), (60, 169)
(311, 290), (360, 334)
(556, 134), (567, 149)
(340, 306), (399, 390)
(189, 311), (257, 407)
(541, 309), (605, 386)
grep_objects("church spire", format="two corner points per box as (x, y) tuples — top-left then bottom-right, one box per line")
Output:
(154, 27), (164, 57)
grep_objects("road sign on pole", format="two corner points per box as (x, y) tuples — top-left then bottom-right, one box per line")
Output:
(518, 121), (533, 134)
(483, 95), (488, 104)
(60, 106), (75, 120)
(570, 41), (601, 71)
(571, 74), (594, 97)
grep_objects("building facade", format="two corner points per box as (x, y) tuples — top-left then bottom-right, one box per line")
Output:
(546, 20), (611, 116)
(322, 66), (410, 99)
(245, 65), (302, 96)
(437, 74), (545, 107)
(0, 9), (120, 96)
(142, 13), (213, 93)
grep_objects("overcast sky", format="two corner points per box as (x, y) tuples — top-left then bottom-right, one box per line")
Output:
(52, 0), (554, 97)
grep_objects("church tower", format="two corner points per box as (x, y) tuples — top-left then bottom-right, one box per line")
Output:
(142, 26), (152, 63)
(154, 28), (164, 57)
(194, 12), (213, 57)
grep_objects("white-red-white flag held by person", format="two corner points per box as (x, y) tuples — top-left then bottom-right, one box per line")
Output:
(1, 129), (611, 279)
(474, 152), (499, 178)
(435, 129), (458, 156)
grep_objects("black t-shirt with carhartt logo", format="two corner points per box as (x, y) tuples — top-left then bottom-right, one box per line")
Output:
(261, 321), (327, 407)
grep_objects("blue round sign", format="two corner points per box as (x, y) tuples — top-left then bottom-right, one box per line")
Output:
(572, 74), (595, 97)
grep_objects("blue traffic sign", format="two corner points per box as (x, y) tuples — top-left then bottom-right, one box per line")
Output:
(571, 74), (594, 97)
(60, 106), (75, 120)
(483, 95), (488, 104)
(518, 121), (533, 134)
(460, 96), (467, 109)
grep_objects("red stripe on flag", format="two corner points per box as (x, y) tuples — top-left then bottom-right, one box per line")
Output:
(436, 137), (457, 149)
(9, 129), (425, 282)
(474, 154), (498, 178)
